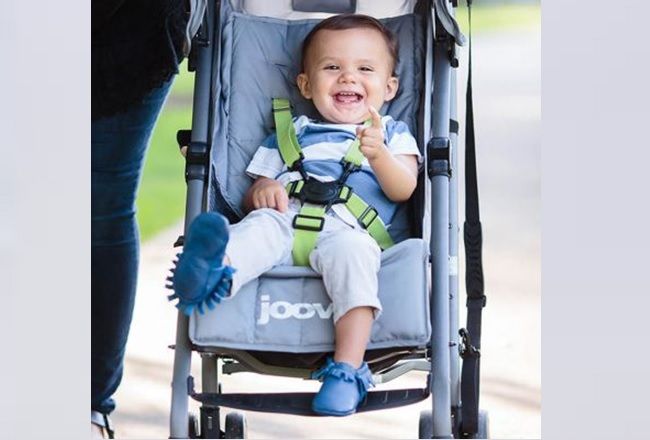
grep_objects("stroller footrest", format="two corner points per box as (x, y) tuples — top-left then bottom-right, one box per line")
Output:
(190, 388), (430, 416)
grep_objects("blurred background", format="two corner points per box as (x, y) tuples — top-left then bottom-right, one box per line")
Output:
(113, 0), (541, 438)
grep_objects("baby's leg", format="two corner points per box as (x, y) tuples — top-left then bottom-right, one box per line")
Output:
(310, 229), (382, 368)
(332, 307), (374, 368)
(171, 208), (293, 314)
(226, 208), (294, 295)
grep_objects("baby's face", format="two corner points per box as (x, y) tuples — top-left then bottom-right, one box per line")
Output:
(297, 28), (398, 124)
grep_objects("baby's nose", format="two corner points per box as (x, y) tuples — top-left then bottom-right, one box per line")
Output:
(338, 70), (357, 83)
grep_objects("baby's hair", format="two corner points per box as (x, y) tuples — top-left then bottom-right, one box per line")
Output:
(300, 14), (399, 75)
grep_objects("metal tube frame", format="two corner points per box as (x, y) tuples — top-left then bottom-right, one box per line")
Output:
(169, 0), (218, 437)
(448, 25), (461, 424)
(428, 1), (458, 438)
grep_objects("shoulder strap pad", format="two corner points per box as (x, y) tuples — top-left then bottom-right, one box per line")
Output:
(272, 98), (303, 170)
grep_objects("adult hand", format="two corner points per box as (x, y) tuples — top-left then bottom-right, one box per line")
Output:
(356, 106), (388, 162)
(250, 177), (289, 212)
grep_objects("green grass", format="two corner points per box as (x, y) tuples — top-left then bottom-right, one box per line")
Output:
(169, 60), (196, 96)
(136, 63), (194, 242)
(456, 2), (540, 33)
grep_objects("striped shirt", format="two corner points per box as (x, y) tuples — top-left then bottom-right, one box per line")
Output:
(246, 115), (422, 227)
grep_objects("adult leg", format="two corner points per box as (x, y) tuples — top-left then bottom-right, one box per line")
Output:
(91, 80), (173, 416)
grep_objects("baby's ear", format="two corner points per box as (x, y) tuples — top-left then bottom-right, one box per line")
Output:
(296, 73), (312, 99)
(385, 76), (399, 101)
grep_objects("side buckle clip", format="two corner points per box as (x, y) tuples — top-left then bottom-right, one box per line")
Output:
(458, 328), (480, 359)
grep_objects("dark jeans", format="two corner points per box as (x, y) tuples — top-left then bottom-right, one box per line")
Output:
(91, 79), (173, 415)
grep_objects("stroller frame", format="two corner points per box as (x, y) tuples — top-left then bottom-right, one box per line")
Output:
(169, 1), (483, 438)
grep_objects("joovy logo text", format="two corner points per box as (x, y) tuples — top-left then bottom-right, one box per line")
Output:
(257, 295), (333, 325)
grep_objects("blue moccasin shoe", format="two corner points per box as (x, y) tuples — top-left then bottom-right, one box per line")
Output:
(166, 212), (235, 316)
(311, 357), (374, 416)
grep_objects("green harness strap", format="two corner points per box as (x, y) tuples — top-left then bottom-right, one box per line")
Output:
(272, 98), (394, 266)
(344, 193), (394, 250)
(291, 205), (327, 266)
(342, 126), (366, 167)
(272, 98), (303, 170)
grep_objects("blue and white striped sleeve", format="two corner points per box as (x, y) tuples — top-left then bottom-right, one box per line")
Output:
(245, 133), (285, 179)
(384, 118), (423, 163)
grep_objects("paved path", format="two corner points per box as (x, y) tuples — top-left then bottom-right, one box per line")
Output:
(111, 26), (541, 439)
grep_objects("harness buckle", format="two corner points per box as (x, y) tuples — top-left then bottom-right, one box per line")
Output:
(289, 158), (303, 169)
(292, 214), (325, 232)
(337, 185), (353, 203)
(339, 159), (361, 182)
(288, 156), (307, 175)
(287, 180), (303, 199)
(324, 184), (354, 212)
(358, 206), (379, 229)
(299, 179), (342, 205)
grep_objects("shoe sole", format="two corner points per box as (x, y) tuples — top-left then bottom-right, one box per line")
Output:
(311, 405), (357, 417)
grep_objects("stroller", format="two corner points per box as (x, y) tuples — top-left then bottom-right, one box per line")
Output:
(170, 0), (487, 438)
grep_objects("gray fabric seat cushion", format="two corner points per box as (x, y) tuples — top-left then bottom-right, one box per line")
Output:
(190, 239), (430, 352)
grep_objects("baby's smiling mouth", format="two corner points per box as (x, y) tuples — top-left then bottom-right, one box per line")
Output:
(333, 91), (363, 104)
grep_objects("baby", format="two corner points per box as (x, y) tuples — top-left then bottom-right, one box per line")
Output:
(169, 13), (421, 416)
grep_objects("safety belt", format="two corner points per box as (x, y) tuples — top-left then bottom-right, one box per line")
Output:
(272, 98), (394, 266)
(460, 0), (486, 435)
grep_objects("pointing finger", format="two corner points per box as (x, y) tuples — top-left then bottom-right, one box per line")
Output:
(368, 105), (382, 128)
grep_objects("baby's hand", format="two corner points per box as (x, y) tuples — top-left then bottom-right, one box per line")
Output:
(251, 178), (289, 212)
(356, 106), (388, 162)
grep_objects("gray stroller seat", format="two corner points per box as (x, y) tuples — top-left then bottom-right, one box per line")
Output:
(189, 8), (430, 365)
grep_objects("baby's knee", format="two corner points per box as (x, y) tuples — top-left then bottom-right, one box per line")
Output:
(339, 231), (379, 253)
(320, 232), (380, 265)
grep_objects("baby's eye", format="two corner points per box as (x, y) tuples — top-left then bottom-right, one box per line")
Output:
(324, 65), (339, 70)
(359, 66), (374, 72)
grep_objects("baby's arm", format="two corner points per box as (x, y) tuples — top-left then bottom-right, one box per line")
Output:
(243, 176), (289, 213)
(368, 153), (418, 202)
(244, 133), (289, 213)
(357, 107), (418, 202)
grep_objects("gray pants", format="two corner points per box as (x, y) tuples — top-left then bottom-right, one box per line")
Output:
(225, 205), (382, 323)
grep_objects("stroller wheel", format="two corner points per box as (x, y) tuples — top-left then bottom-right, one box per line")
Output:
(224, 412), (247, 439)
(418, 409), (433, 439)
(188, 412), (200, 439)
